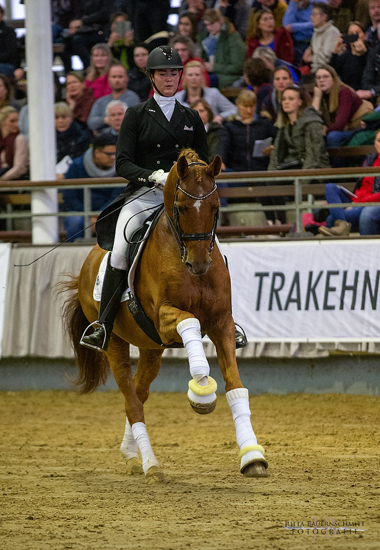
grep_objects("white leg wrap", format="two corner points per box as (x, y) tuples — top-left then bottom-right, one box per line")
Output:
(132, 422), (159, 475)
(120, 417), (138, 461)
(177, 318), (209, 385)
(226, 388), (267, 470)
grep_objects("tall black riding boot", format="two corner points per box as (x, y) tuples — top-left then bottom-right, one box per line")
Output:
(81, 256), (126, 351)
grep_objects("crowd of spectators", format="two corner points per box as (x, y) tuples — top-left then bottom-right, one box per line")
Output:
(2, 0), (380, 238)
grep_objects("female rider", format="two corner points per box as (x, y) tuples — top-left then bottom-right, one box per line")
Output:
(81, 46), (246, 351)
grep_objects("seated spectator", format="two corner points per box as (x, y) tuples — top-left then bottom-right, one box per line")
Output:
(61, 1), (112, 73)
(200, 8), (246, 88)
(87, 64), (140, 132)
(84, 43), (114, 99)
(179, 1), (207, 33)
(216, 0), (250, 39)
(169, 35), (210, 89)
(247, 8), (294, 63)
(175, 61), (237, 123)
(65, 72), (96, 126)
(365, 0), (380, 47)
(311, 64), (373, 147)
(0, 5), (20, 78)
(243, 58), (274, 116)
(357, 36), (380, 103)
(359, 206), (380, 235)
(0, 106), (29, 180)
(283, 0), (326, 56)
(107, 12), (135, 70)
(176, 11), (200, 44)
(247, 0), (289, 32)
(252, 46), (300, 83)
(328, 0), (356, 33)
(261, 66), (293, 123)
(217, 89), (278, 224)
(127, 44), (152, 102)
(330, 22), (368, 90)
(55, 103), (91, 168)
(103, 100), (128, 135)
(269, 85), (329, 171)
(190, 98), (222, 161)
(62, 133), (120, 242)
(0, 74), (20, 111)
(302, 2), (340, 72)
(319, 128), (380, 236)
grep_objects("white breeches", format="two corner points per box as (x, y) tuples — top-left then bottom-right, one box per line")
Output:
(110, 187), (164, 270)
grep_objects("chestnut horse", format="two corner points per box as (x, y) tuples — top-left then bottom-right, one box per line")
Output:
(62, 149), (268, 482)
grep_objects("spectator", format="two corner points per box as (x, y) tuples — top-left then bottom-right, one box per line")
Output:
(87, 64), (140, 132)
(103, 100), (128, 135)
(269, 85), (329, 171)
(107, 12), (135, 70)
(319, 128), (380, 236)
(243, 58), (273, 115)
(252, 46), (301, 83)
(312, 64), (373, 147)
(247, 0), (289, 32)
(261, 66), (293, 123)
(190, 98), (222, 161)
(359, 206), (380, 235)
(175, 61), (237, 122)
(60, 1), (112, 73)
(179, 1), (207, 30)
(200, 8), (246, 88)
(365, 0), (380, 46)
(65, 72), (96, 126)
(357, 36), (380, 102)
(84, 43), (114, 99)
(176, 11), (199, 43)
(330, 22), (368, 90)
(131, 0), (170, 42)
(55, 103), (91, 167)
(127, 44), (152, 102)
(0, 74), (20, 111)
(217, 89), (278, 225)
(246, 8), (294, 63)
(302, 2), (340, 72)
(62, 132), (120, 242)
(282, 0), (327, 55)
(0, 106), (29, 180)
(0, 5), (20, 78)
(170, 35), (210, 89)
(328, 0), (356, 33)
(216, 0), (250, 39)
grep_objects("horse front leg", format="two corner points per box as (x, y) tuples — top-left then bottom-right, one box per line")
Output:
(207, 317), (269, 478)
(105, 337), (164, 483)
(158, 305), (217, 414)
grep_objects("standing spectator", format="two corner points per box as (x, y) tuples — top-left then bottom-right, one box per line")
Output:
(246, 8), (294, 63)
(302, 2), (340, 72)
(247, 0), (288, 32)
(55, 103), (91, 166)
(60, 1), (112, 73)
(175, 61), (237, 122)
(103, 100), (128, 135)
(62, 133), (120, 242)
(0, 75), (20, 111)
(261, 66), (293, 123)
(0, 106), (29, 180)
(107, 12), (135, 70)
(87, 64), (140, 132)
(330, 22), (368, 90)
(365, 0), (380, 46)
(190, 98), (222, 161)
(312, 64), (373, 147)
(84, 43), (114, 99)
(131, 0), (170, 42)
(170, 35), (210, 90)
(127, 44), (152, 102)
(65, 72), (96, 126)
(283, 0), (327, 54)
(0, 5), (20, 78)
(200, 8), (246, 88)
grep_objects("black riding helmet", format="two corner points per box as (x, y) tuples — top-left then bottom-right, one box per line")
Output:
(146, 46), (183, 96)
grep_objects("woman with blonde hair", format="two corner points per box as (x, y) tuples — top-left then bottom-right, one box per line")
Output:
(175, 60), (237, 123)
(0, 106), (28, 180)
(312, 64), (373, 148)
(84, 43), (114, 99)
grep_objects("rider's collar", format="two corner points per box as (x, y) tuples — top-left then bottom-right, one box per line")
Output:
(153, 92), (176, 107)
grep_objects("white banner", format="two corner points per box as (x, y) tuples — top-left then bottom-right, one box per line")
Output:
(223, 240), (380, 342)
(0, 243), (11, 357)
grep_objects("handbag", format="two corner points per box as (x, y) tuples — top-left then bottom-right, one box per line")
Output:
(346, 99), (374, 130)
(276, 159), (303, 170)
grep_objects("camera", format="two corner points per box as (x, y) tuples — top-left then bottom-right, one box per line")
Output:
(342, 33), (358, 44)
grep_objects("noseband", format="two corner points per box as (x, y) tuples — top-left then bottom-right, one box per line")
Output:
(166, 162), (219, 262)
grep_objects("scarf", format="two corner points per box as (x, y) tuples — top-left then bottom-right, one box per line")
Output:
(153, 92), (176, 121)
(83, 147), (116, 178)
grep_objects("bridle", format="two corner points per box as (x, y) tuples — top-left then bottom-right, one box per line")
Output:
(166, 162), (219, 262)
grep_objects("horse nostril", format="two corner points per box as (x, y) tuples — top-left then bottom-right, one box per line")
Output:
(185, 262), (192, 270)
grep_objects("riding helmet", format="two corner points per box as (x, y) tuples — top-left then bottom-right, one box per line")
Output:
(146, 46), (183, 72)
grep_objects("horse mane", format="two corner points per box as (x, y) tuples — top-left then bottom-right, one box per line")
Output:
(178, 148), (200, 164)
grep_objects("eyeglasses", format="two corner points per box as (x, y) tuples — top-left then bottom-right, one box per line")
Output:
(100, 150), (116, 157)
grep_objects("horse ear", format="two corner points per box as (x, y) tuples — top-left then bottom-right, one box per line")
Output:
(177, 155), (189, 179)
(207, 155), (222, 178)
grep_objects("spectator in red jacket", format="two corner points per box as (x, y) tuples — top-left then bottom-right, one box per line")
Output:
(65, 72), (96, 126)
(246, 8), (294, 63)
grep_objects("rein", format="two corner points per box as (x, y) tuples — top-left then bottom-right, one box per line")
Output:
(166, 161), (219, 262)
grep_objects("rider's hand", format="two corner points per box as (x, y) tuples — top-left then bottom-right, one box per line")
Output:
(148, 170), (169, 187)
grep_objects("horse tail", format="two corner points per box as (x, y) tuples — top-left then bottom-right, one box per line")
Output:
(58, 276), (110, 394)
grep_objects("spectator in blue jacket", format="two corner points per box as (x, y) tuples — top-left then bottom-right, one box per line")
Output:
(283, 0), (328, 56)
(62, 133), (120, 242)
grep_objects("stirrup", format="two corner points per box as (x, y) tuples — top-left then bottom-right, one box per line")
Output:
(235, 323), (247, 349)
(80, 321), (108, 351)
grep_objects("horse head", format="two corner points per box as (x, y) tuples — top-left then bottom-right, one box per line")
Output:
(164, 149), (222, 275)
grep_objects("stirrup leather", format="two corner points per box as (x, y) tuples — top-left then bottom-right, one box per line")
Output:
(80, 321), (108, 351)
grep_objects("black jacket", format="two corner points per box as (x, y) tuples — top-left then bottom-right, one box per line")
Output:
(361, 43), (380, 96)
(96, 97), (209, 250)
(0, 21), (19, 67)
(73, 0), (111, 30)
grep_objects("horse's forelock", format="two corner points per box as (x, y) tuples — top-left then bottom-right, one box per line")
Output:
(178, 148), (199, 164)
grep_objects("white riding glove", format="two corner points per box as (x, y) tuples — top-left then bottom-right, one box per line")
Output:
(148, 169), (169, 189)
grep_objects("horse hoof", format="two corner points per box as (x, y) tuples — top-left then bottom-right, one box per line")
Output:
(242, 461), (269, 478)
(189, 398), (217, 415)
(145, 466), (165, 484)
(125, 457), (143, 475)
